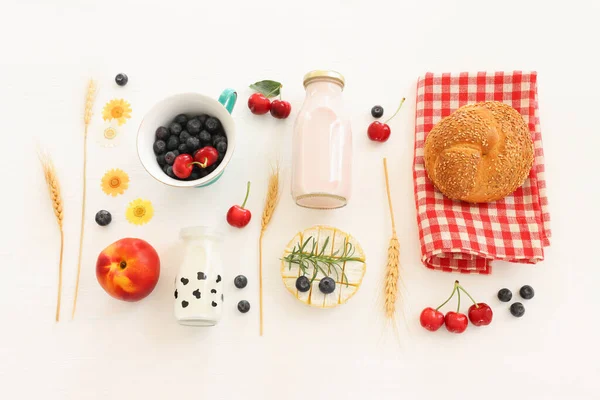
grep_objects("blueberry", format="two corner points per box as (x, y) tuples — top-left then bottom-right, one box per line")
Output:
(178, 143), (189, 154)
(155, 126), (170, 141)
(115, 73), (128, 86)
(167, 135), (180, 151)
(187, 171), (200, 181)
(198, 130), (211, 145)
(166, 166), (176, 179)
(237, 300), (250, 313)
(179, 130), (191, 143)
(174, 114), (188, 126)
(186, 136), (200, 152)
(156, 154), (166, 167)
(216, 140), (227, 154)
(217, 153), (224, 163)
(497, 288), (512, 302)
(319, 277), (335, 294)
(510, 302), (525, 317)
(186, 119), (202, 134)
(205, 164), (217, 174)
(169, 122), (182, 135)
(171, 150), (180, 157)
(519, 285), (535, 300)
(295, 276), (311, 292)
(164, 151), (177, 165)
(95, 210), (112, 226)
(198, 168), (209, 178)
(197, 114), (209, 125)
(205, 117), (221, 133)
(234, 275), (248, 289)
(162, 164), (169, 174)
(153, 140), (166, 155)
(212, 135), (226, 147)
(371, 105), (384, 118)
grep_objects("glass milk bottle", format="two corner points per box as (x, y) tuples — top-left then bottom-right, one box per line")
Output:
(291, 70), (352, 209)
(174, 226), (224, 326)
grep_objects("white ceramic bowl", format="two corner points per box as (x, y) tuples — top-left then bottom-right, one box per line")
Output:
(137, 90), (237, 188)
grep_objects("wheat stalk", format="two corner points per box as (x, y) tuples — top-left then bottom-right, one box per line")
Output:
(383, 158), (401, 321)
(73, 79), (96, 319)
(259, 164), (281, 336)
(39, 151), (64, 322)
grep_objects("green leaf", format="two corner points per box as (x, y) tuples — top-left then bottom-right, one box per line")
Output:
(249, 80), (282, 98)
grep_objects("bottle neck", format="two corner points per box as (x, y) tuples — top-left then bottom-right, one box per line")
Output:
(305, 80), (343, 97)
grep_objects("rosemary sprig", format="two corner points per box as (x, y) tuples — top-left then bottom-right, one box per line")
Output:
(282, 236), (364, 286)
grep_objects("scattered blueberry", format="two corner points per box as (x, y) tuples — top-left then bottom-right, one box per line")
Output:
(319, 277), (336, 294)
(205, 117), (220, 133)
(510, 302), (525, 317)
(95, 210), (112, 226)
(186, 137), (201, 152)
(115, 73), (128, 86)
(169, 122), (182, 135)
(156, 154), (166, 167)
(295, 276), (311, 292)
(167, 135), (180, 151)
(198, 130), (211, 145)
(179, 130), (191, 143)
(155, 126), (170, 141)
(153, 140), (166, 155)
(371, 105), (384, 118)
(174, 114), (188, 126)
(216, 140), (227, 154)
(234, 275), (248, 289)
(519, 285), (535, 300)
(186, 119), (201, 134)
(237, 300), (250, 313)
(497, 288), (512, 302)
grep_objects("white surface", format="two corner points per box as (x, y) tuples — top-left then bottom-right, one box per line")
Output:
(1, 0), (599, 399)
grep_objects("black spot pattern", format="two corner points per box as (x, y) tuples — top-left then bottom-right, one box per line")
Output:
(181, 277), (189, 285)
(216, 275), (222, 283)
(197, 272), (207, 280)
(174, 289), (178, 299)
(211, 301), (217, 307)
(182, 301), (189, 308)
(211, 289), (217, 294)
(221, 294), (224, 302)
(193, 289), (201, 299)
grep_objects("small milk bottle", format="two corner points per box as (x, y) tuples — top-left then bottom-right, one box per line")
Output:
(174, 226), (224, 326)
(291, 70), (352, 209)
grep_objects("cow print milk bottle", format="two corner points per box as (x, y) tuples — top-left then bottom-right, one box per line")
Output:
(174, 227), (224, 326)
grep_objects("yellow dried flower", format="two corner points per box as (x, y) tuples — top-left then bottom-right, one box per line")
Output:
(101, 168), (129, 197)
(126, 198), (154, 226)
(102, 99), (132, 126)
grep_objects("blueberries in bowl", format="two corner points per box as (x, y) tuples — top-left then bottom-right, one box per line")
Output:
(154, 113), (227, 181)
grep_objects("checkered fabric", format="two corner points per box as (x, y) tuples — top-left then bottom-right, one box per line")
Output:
(413, 71), (551, 274)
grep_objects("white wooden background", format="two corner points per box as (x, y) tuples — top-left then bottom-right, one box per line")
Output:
(2, 0), (599, 399)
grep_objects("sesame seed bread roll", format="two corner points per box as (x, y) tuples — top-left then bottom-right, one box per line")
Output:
(424, 101), (534, 203)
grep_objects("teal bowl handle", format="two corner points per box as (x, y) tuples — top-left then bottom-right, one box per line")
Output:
(218, 89), (237, 114)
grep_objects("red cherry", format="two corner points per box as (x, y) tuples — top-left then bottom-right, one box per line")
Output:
(226, 182), (252, 228)
(248, 93), (271, 115)
(270, 100), (291, 119)
(194, 146), (219, 168)
(367, 121), (391, 142)
(444, 312), (468, 333)
(172, 154), (195, 179)
(419, 307), (445, 332)
(468, 303), (493, 326)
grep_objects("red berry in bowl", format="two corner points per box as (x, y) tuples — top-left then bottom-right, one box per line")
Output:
(419, 307), (445, 331)
(248, 93), (271, 115)
(172, 154), (195, 179)
(194, 146), (219, 168)
(444, 312), (468, 333)
(270, 100), (291, 119)
(227, 182), (252, 228)
(468, 303), (493, 326)
(367, 121), (391, 142)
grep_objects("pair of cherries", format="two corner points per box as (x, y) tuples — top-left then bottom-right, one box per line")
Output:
(172, 146), (219, 179)
(420, 280), (493, 334)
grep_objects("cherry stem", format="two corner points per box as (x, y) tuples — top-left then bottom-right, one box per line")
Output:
(435, 281), (459, 311)
(383, 97), (406, 125)
(240, 181), (251, 209)
(457, 285), (479, 307)
(456, 285), (461, 312)
(187, 161), (206, 169)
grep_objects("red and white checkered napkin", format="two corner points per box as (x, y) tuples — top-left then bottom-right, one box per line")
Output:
(413, 71), (551, 274)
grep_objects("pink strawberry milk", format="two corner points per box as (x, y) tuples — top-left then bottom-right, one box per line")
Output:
(291, 70), (352, 209)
